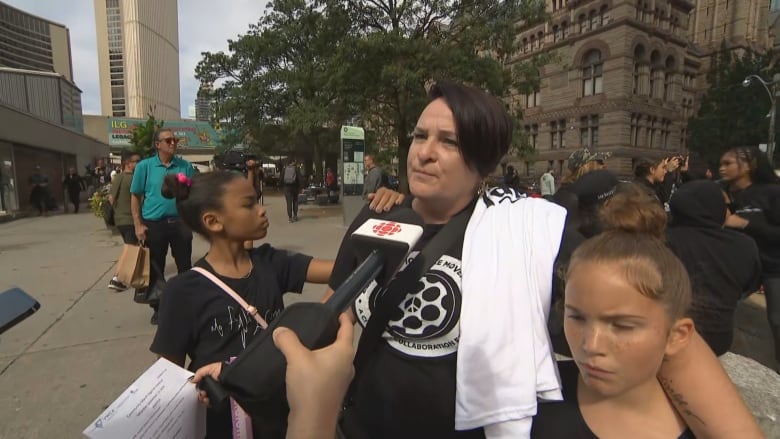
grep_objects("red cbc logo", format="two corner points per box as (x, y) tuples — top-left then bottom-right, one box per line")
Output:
(372, 221), (401, 237)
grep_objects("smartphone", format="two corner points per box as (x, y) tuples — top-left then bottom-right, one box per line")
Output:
(0, 288), (40, 335)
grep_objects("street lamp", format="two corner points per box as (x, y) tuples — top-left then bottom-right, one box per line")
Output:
(742, 73), (780, 165)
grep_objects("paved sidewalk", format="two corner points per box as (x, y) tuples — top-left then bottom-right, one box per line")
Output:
(0, 193), (775, 438)
(0, 194), (344, 439)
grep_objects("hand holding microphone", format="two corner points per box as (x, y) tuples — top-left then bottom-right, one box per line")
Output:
(197, 209), (424, 416)
(273, 314), (356, 439)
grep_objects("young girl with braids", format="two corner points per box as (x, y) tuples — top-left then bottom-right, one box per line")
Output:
(149, 171), (333, 438)
(719, 146), (780, 371)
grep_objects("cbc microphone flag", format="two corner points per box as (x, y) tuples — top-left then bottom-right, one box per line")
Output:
(353, 219), (423, 248)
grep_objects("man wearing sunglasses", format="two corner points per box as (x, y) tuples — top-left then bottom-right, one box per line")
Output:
(130, 128), (195, 325)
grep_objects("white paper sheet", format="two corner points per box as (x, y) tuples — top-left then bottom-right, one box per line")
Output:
(83, 358), (206, 439)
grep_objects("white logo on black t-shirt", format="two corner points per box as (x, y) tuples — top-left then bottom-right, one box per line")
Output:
(354, 252), (462, 358)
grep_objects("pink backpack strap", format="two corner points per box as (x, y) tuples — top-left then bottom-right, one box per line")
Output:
(191, 267), (268, 329)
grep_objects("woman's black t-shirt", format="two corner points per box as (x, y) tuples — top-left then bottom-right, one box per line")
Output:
(331, 198), (577, 438)
(331, 203), (484, 439)
(531, 361), (696, 438)
(150, 244), (312, 438)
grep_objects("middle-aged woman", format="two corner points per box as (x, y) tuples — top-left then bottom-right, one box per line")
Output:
(323, 82), (761, 439)
(719, 146), (780, 371)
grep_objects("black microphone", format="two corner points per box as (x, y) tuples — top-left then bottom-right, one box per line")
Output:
(325, 212), (424, 312)
(198, 208), (424, 417)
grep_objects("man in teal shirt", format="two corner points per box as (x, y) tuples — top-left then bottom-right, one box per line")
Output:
(130, 128), (195, 325)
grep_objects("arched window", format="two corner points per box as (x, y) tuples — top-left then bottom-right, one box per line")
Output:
(633, 45), (645, 95)
(579, 14), (589, 33)
(523, 37), (529, 53)
(562, 21), (569, 38)
(600, 5), (609, 24)
(649, 50), (661, 98)
(538, 31), (544, 47)
(664, 56), (675, 100)
(554, 25), (561, 42)
(582, 49), (604, 96)
(590, 10), (600, 28)
(636, 1), (643, 20)
(531, 35), (537, 50)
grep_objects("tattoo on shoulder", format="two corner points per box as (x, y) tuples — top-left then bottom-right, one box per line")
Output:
(659, 377), (706, 427)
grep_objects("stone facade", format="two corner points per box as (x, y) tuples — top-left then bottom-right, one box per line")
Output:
(511, 0), (771, 178)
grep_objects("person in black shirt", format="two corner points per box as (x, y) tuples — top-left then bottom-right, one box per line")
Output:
(322, 84), (763, 439)
(325, 83), (573, 438)
(667, 180), (762, 355)
(633, 156), (681, 205)
(720, 146), (780, 370)
(149, 171), (334, 438)
(297, 177), (760, 438)
(532, 192), (696, 438)
(63, 167), (85, 213)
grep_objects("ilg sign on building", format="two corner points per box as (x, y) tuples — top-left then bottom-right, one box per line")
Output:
(107, 118), (222, 149)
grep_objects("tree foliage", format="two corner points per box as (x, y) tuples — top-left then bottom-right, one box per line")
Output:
(688, 47), (780, 165)
(129, 109), (163, 157)
(196, 0), (550, 189)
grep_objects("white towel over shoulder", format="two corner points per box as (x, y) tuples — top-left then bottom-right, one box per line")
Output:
(456, 189), (566, 438)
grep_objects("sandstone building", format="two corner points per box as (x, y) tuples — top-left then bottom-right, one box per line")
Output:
(512, 0), (772, 177)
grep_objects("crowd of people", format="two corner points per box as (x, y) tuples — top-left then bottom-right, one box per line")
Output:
(85, 82), (778, 438)
(25, 159), (119, 217)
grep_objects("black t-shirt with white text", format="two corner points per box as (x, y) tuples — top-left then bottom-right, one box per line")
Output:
(332, 191), (576, 438)
(150, 244), (312, 438)
(331, 203), (483, 439)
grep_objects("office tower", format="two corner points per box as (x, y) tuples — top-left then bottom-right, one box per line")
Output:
(94, 0), (180, 119)
(195, 83), (214, 122)
(0, 1), (73, 80)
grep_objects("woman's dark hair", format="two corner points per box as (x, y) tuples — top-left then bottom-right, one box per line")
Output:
(428, 82), (512, 177)
(633, 159), (656, 179)
(121, 149), (140, 166)
(161, 171), (244, 238)
(726, 146), (780, 184)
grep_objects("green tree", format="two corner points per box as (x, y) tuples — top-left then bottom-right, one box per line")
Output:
(197, 0), (549, 191)
(129, 109), (163, 157)
(688, 46), (780, 165)
(197, 0), (352, 181)
(330, 0), (549, 190)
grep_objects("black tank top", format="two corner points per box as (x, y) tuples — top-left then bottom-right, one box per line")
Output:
(531, 361), (696, 438)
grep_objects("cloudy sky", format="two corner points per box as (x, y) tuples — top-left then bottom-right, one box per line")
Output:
(6, 0), (269, 117)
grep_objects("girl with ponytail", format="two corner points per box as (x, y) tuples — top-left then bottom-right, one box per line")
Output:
(150, 171), (334, 438)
